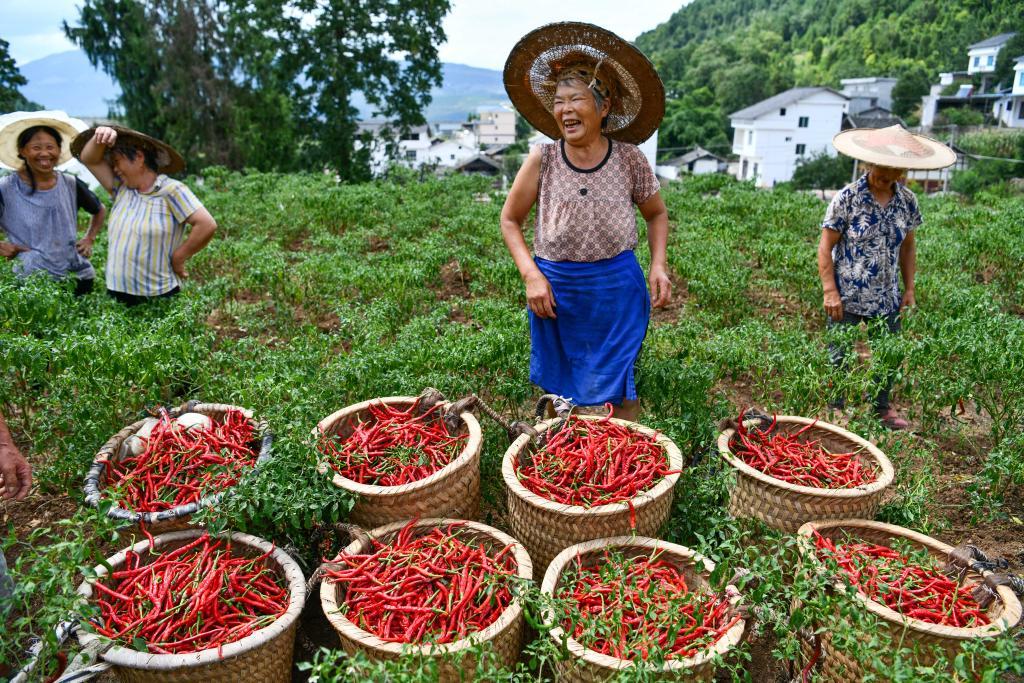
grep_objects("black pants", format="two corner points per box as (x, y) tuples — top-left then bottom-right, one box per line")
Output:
(107, 286), (180, 307)
(827, 310), (901, 411)
(73, 278), (94, 297)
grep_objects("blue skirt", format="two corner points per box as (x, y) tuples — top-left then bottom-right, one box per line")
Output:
(529, 250), (650, 405)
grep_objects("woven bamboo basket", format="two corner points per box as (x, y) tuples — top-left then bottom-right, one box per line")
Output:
(794, 519), (1023, 681)
(717, 416), (893, 533)
(84, 401), (273, 533)
(314, 396), (482, 528)
(320, 518), (532, 679)
(503, 416), (683, 574)
(77, 529), (306, 683)
(541, 536), (746, 682)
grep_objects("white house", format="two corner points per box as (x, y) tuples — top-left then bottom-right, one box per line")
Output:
(840, 77), (898, 115)
(422, 139), (479, 168)
(474, 104), (516, 145)
(729, 87), (848, 188)
(355, 121), (433, 175)
(656, 146), (725, 181)
(993, 55), (1024, 127)
(967, 32), (1016, 75)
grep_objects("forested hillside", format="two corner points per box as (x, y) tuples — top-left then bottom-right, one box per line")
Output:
(636, 0), (1024, 154)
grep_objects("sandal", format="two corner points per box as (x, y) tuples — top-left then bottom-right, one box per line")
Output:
(876, 407), (909, 430)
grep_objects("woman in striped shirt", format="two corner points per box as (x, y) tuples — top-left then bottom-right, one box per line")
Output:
(74, 125), (217, 305)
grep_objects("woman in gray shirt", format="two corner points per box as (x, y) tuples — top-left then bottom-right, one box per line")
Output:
(0, 116), (105, 296)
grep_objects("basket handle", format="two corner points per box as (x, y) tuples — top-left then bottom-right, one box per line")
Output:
(415, 387), (448, 416)
(441, 394), (538, 444)
(305, 522), (371, 595)
(946, 543), (1024, 611)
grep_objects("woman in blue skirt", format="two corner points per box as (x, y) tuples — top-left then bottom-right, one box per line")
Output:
(500, 22), (670, 421)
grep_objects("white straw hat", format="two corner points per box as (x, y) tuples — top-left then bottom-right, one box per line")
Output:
(832, 125), (956, 170)
(0, 110), (88, 170)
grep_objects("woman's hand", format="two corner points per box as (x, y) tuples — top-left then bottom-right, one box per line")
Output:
(901, 288), (915, 311)
(525, 272), (557, 319)
(76, 236), (95, 258)
(0, 242), (27, 259)
(648, 264), (672, 308)
(92, 126), (119, 147)
(823, 289), (843, 321)
(171, 248), (189, 279)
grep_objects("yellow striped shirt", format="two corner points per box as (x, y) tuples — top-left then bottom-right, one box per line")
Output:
(105, 175), (203, 296)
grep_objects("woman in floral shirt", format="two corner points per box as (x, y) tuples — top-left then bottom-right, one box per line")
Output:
(818, 125), (955, 429)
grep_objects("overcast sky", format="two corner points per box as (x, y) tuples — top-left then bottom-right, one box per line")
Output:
(6, 0), (684, 68)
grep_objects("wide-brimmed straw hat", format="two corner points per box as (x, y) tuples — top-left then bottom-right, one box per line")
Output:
(503, 22), (665, 145)
(71, 125), (185, 174)
(0, 111), (88, 170)
(833, 125), (956, 170)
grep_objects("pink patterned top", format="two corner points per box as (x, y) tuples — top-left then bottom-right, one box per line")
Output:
(534, 140), (660, 262)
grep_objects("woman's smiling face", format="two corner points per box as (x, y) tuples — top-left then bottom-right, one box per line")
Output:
(19, 130), (61, 176)
(553, 80), (609, 145)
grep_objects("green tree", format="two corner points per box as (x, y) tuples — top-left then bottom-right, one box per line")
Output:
(993, 32), (1024, 91)
(0, 37), (41, 112)
(225, 0), (450, 180)
(892, 64), (932, 119)
(791, 152), (854, 190)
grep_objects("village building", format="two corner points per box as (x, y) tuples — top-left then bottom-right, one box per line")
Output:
(729, 87), (848, 187)
(992, 55), (1024, 128)
(473, 104), (516, 145)
(840, 77), (898, 115)
(655, 146), (726, 181)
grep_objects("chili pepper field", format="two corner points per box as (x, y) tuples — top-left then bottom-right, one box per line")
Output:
(1, 168), (1022, 681)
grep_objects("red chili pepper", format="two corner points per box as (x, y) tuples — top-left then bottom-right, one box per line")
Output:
(90, 533), (288, 654)
(105, 410), (258, 513)
(730, 409), (876, 489)
(325, 521), (516, 644)
(559, 548), (738, 661)
(813, 531), (990, 628)
(319, 400), (467, 487)
(515, 405), (674, 507)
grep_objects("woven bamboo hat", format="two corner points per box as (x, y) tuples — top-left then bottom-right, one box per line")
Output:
(503, 22), (664, 145)
(71, 125), (185, 174)
(833, 125), (956, 170)
(0, 111), (86, 170)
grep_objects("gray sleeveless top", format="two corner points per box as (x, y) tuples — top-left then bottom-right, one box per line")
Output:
(0, 172), (94, 281)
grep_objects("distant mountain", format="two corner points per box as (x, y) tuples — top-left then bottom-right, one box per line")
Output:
(19, 49), (505, 123)
(353, 62), (507, 122)
(20, 50), (120, 117)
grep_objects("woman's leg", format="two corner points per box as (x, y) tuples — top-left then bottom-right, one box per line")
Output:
(826, 311), (862, 408)
(614, 399), (641, 422)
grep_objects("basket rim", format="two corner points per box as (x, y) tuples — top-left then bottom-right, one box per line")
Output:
(540, 536), (746, 671)
(501, 415), (684, 517)
(76, 529), (306, 668)
(717, 415), (894, 498)
(797, 518), (1023, 640)
(84, 402), (273, 524)
(320, 517), (532, 656)
(314, 396), (483, 496)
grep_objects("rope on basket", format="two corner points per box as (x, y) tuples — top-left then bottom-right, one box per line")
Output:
(945, 544), (1024, 611)
(305, 522), (368, 596)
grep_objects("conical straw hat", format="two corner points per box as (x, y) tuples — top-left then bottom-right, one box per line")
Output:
(0, 111), (87, 170)
(833, 125), (956, 170)
(72, 125), (185, 174)
(503, 22), (664, 144)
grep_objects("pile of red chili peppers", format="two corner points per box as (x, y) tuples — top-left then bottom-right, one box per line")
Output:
(106, 409), (258, 512)
(319, 400), (467, 486)
(813, 531), (990, 628)
(516, 410), (677, 508)
(729, 411), (874, 489)
(559, 550), (741, 661)
(91, 533), (289, 654)
(325, 521), (516, 644)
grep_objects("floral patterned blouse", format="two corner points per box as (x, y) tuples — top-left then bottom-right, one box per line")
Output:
(822, 174), (922, 316)
(534, 140), (660, 262)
